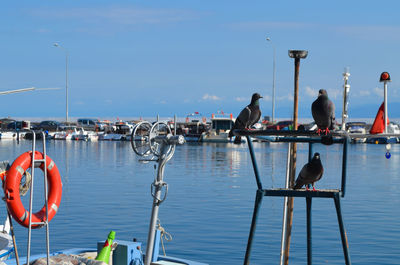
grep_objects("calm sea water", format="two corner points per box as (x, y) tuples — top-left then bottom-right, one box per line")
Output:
(0, 140), (399, 264)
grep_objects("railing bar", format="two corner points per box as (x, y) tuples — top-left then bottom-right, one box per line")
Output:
(246, 136), (263, 190)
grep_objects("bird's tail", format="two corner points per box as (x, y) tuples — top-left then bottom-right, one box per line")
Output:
(233, 136), (242, 144)
(228, 130), (234, 138)
(293, 182), (302, 189)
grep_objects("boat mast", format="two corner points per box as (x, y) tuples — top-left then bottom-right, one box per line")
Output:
(341, 68), (350, 131)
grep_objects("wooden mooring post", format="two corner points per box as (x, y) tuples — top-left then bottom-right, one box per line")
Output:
(281, 50), (308, 265)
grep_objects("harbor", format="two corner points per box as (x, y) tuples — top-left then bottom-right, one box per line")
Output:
(0, 67), (399, 264)
(2, 1), (400, 264)
(0, 138), (399, 264)
(1, 115), (400, 144)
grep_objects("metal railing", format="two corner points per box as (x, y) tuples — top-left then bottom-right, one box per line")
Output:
(233, 129), (351, 265)
(26, 131), (50, 265)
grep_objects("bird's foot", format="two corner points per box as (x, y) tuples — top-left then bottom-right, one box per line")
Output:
(324, 128), (331, 135)
(306, 186), (309, 191)
(316, 129), (322, 136)
(312, 186), (317, 191)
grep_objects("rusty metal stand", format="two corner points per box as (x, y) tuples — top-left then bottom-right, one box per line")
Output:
(241, 132), (351, 265)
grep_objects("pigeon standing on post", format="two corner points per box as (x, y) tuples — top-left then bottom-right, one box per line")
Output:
(228, 93), (263, 144)
(311, 89), (335, 135)
(294, 152), (324, 191)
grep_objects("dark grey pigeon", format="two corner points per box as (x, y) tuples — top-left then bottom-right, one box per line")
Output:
(311, 89), (335, 135)
(228, 93), (262, 144)
(294, 152), (324, 191)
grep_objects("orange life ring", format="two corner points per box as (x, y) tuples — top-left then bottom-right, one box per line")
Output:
(5, 151), (62, 229)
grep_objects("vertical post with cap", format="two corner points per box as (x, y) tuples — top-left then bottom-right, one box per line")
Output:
(341, 68), (350, 131)
(380, 72), (390, 133)
(280, 50), (308, 265)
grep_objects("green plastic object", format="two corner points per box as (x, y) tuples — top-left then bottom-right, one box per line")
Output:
(95, 231), (116, 264)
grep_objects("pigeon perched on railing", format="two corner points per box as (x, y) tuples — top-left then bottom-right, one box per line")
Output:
(312, 89), (335, 135)
(229, 93), (262, 144)
(294, 152), (324, 191)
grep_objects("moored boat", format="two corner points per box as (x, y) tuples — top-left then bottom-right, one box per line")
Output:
(178, 113), (209, 142)
(71, 127), (98, 141)
(53, 125), (77, 140)
(100, 121), (134, 141)
(347, 122), (367, 143)
(201, 112), (236, 143)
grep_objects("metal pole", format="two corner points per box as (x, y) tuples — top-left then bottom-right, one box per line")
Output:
(333, 193), (351, 265)
(306, 197), (312, 265)
(384, 81), (388, 133)
(144, 158), (165, 265)
(283, 50), (308, 265)
(341, 68), (350, 131)
(6, 211), (20, 265)
(65, 50), (69, 124)
(246, 135), (262, 190)
(279, 143), (292, 264)
(267, 37), (276, 123)
(243, 190), (263, 265)
(341, 138), (348, 197)
(174, 115), (177, 136)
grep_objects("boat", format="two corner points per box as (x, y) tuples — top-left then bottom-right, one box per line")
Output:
(178, 113), (209, 142)
(53, 126), (78, 140)
(0, 217), (13, 264)
(346, 122), (367, 143)
(201, 112), (236, 143)
(0, 131), (18, 140)
(100, 121), (134, 141)
(71, 127), (99, 141)
(3, 122), (206, 265)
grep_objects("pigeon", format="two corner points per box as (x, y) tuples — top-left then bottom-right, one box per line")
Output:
(311, 89), (335, 135)
(228, 93), (263, 144)
(294, 152), (324, 191)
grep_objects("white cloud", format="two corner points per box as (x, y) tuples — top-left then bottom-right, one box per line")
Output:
(305, 86), (318, 98)
(236, 94), (271, 102)
(277, 94), (293, 101)
(30, 6), (199, 26)
(357, 90), (371, 97)
(235, 97), (248, 102)
(328, 89), (341, 99)
(262, 95), (272, 101)
(373, 87), (383, 97)
(202, 94), (221, 101)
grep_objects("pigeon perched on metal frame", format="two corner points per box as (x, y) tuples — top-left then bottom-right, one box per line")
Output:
(228, 93), (263, 144)
(294, 152), (324, 191)
(311, 89), (335, 135)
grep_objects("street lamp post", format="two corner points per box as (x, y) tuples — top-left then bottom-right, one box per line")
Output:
(54, 43), (69, 124)
(266, 37), (276, 124)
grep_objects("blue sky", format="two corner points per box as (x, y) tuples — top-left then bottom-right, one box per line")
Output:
(1, 1), (400, 120)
